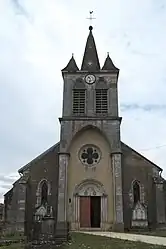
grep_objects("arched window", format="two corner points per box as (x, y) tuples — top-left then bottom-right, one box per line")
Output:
(41, 181), (48, 205)
(36, 179), (51, 208)
(133, 181), (140, 204)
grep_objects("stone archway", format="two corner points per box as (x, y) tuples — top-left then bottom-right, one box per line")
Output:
(71, 179), (108, 230)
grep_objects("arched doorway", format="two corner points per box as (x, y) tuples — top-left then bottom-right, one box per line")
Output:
(72, 179), (108, 230)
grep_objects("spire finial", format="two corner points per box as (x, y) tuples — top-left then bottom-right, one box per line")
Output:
(86, 11), (96, 29)
(107, 52), (109, 56)
(81, 15), (100, 71)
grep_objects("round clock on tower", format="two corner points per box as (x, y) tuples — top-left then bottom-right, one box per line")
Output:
(85, 74), (96, 84)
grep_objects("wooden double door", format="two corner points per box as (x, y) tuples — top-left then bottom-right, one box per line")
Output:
(80, 196), (101, 228)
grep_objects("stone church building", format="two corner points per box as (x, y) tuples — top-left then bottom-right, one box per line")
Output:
(3, 26), (166, 240)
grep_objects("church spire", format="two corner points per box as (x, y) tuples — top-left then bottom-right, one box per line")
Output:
(102, 52), (119, 72)
(81, 26), (100, 71)
(62, 54), (79, 72)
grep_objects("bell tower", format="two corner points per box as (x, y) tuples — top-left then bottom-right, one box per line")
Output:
(56, 26), (124, 239)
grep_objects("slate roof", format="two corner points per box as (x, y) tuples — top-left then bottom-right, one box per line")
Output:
(81, 26), (100, 71)
(62, 55), (79, 72)
(18, 142), (60, 174)
(17, 141), (162, 174)
(121, 142), (162, 171)
(102, 53), (119, 72)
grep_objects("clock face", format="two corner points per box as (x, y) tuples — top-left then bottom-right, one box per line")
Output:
(85, 74), (96, 84)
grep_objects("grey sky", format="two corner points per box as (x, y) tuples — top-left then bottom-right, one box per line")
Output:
(0, 0), (166, 201)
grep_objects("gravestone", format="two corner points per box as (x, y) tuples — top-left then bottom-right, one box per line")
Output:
(25, 205), (57, 249)
(131, 202), (148, 228)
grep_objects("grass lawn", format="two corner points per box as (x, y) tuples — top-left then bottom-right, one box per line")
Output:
(0, 243), (24, 249)
(0, 233), (26, 241)
(59, 232), (166, 249)
(1, 233), (166, 249)
(0, 233), (25, 249)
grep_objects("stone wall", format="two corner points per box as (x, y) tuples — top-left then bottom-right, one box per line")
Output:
(0, 204), (4, 221)
(62, 73), (119, 118)
(24, 143), (60, 239)
(121, 142), (159, 230)
(4, 180), (22, 233)
(57, 69), (124, 233)
(154, 177), (166, 225)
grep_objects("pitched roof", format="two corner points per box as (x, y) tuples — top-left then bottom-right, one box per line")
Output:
(102, 53), (119, 72)
(4, 187), (13, 197)
(62, 55), (79, 72)
(18, 142), (60, 174)
(121, 141), (162, 171)
(81, 26), (100, 71)
(17, 140), (162, 175)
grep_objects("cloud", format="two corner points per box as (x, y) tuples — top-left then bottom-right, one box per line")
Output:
(121, 104), (166, 112)
(10, 0), (30, 18)
(0, 174), (18, 202)
(0, 175), (17, 183)
(0, 184), (14, 190)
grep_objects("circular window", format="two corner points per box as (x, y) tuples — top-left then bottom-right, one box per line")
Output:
(79, 145), (101, 167)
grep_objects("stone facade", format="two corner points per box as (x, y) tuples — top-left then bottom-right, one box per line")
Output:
(2, 26), (166, 244)
(121, 142), (165, 230)
(3, 179), (22, 233)
(3, 140), (165, 235)
(0, 204), (4, 221)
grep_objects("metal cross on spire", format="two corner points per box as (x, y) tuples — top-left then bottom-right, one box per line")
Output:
(86, 11), (96, 26)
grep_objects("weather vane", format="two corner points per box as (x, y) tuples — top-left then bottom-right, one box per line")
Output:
(86, 11), (96, 26)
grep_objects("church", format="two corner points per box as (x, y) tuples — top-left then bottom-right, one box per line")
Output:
(3, 26), (166, 241)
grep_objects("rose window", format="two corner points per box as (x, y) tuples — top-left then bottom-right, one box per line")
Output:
(79, 145), (101, 166)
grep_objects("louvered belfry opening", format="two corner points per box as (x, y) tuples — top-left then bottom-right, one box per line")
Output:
(96, 89), (108, 114)
(72, 89), (86, 114)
